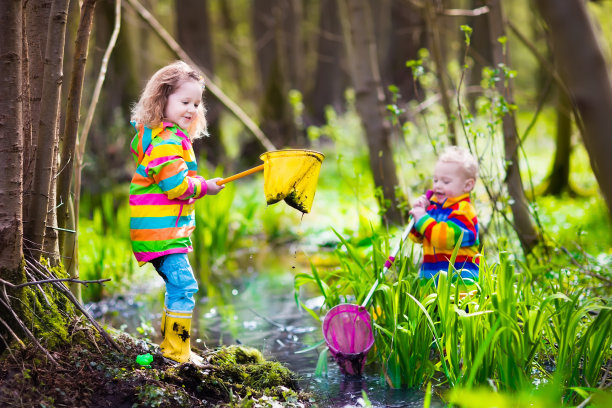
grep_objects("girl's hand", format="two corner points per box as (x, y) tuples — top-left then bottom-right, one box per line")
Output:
(205, 178), (225, 195)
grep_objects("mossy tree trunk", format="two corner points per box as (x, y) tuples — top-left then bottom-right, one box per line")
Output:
(0, 0), (33, 349)
(1, 1), (101, 355)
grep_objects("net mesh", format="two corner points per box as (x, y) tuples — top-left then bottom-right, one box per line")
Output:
(322, 304), (374, 376)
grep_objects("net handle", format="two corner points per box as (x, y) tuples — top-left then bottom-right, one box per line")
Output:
(360, 190), (433, 307)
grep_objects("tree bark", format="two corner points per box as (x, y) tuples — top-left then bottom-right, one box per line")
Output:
(535, 0), (612, 222)
(25, 0), (70, 259)
(0, 0), (25, 274)
(251, 0), (301, 152)
(544, 89), (572, 196)
(382, 0), (426, 104)
(424, 0), (456, 144)
(488, 0), (539, 252)
(308, 0), (348, 126)
(23, 0), (52, 201)
(339, 0), (404, 225)
(175, 0), (225, 166)
(57, 0), (97, 254)
(466, 0), (492, 110)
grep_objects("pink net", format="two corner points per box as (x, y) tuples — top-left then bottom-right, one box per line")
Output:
(322, 304), (374, 376)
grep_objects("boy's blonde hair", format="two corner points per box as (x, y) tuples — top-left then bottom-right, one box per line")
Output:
(131, 61), (207, 140)
(438, 146), (479, 179)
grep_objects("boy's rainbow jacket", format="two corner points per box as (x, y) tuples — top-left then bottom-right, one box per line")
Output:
(409, 193), (480, 280)
(129, 122), (207, 265)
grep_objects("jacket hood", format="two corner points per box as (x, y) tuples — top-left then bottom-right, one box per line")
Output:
(130, 121), (173, 166)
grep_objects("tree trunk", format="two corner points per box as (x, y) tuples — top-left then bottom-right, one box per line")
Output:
(535, 0), (612, 223)
(382, 0), (426, 104)
(25, 0), (70, 259)
(467, 0), (492, 110)
(23, 0), (52, 203)
(251, 0), (301, 152)
(339, 0), (404, 225)
(0, 0), (25, 275)
(424, 0), (456, 144)
(175, 0), (225, 166)
(307, 0), (348, 126)
(544, 89), (572, 196)
(488, 0), (539, 252)
(57, 0), (97, 255)
(218, 1), (244, 90)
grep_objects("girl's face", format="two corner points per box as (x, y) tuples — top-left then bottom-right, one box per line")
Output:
(164, 79), (202, 131)
(432, 160), (475, 202)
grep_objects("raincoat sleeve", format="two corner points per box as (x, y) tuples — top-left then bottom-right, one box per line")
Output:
(409, 228), (424, 244)
(145, 141), (208, 200)
(414, 201), (478, 250)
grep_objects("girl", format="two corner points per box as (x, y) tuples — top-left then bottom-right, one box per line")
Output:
(129, 61), (224, 363)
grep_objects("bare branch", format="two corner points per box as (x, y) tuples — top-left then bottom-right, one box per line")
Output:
(0, 277), (110, 290)
(24, 259), (121, 352)
(442, 6), (489, 16)
(0, 287), (58, 365)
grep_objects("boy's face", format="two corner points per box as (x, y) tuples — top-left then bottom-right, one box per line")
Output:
(164, 79), (202, 131)
(432, 160), (475, 202)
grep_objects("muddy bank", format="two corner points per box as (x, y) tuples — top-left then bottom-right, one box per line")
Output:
(0, 320), (312, 407)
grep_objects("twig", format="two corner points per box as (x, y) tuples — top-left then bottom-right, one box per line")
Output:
(442, 6), (489, 16)
(25, 259), (122, 352)
(0, 287), (58, 366)
(0, 317), (26, 349)
(0, 277), (111, 290)
(125, 0), (277, 152)
(78, 0), (120, 163)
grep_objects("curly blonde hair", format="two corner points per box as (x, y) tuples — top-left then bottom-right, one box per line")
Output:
(438, 146), (479, 179)
(131, 61), (208, 140)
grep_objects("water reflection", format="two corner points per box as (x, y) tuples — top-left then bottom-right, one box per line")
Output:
(87, 254), (443, 407)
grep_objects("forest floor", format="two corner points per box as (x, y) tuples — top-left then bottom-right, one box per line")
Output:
(0, 319), (313, 407)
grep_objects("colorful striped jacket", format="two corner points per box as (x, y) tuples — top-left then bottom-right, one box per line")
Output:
(409, 193), (480, 281)
(129, 122), (207, 265)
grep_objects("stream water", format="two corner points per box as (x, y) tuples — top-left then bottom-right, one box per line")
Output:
(88, 248), (443, 407)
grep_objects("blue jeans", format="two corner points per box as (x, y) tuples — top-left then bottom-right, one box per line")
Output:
(151, 253), (198, 313)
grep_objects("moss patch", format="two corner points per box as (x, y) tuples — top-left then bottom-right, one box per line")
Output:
(0, 321), (311, 407)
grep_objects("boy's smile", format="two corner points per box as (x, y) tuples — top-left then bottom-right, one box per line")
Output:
(432, 160), (475, 202)
(164, 80), (202, 131)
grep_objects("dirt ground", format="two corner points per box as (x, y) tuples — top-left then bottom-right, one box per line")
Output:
(0, 320), (313, 407)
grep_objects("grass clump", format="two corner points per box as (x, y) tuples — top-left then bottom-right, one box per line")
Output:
(295, 228), (611, 406)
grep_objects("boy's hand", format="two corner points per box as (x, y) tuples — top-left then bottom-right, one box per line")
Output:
(412, 194), (430, 209)
(409, 206), (426, 222)
(409, 194), (430, 222)
(205, 178), (225, 195)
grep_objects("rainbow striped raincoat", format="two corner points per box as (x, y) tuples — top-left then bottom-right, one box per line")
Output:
(409, 193), (480, 281)
(129, 122), (207, 265)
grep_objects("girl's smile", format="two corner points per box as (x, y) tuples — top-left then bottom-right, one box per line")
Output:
(164, 80), (202, 130)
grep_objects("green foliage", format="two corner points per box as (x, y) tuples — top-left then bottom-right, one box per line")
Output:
(78, 192), (136, 301)
(295, 228), (611, 405)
